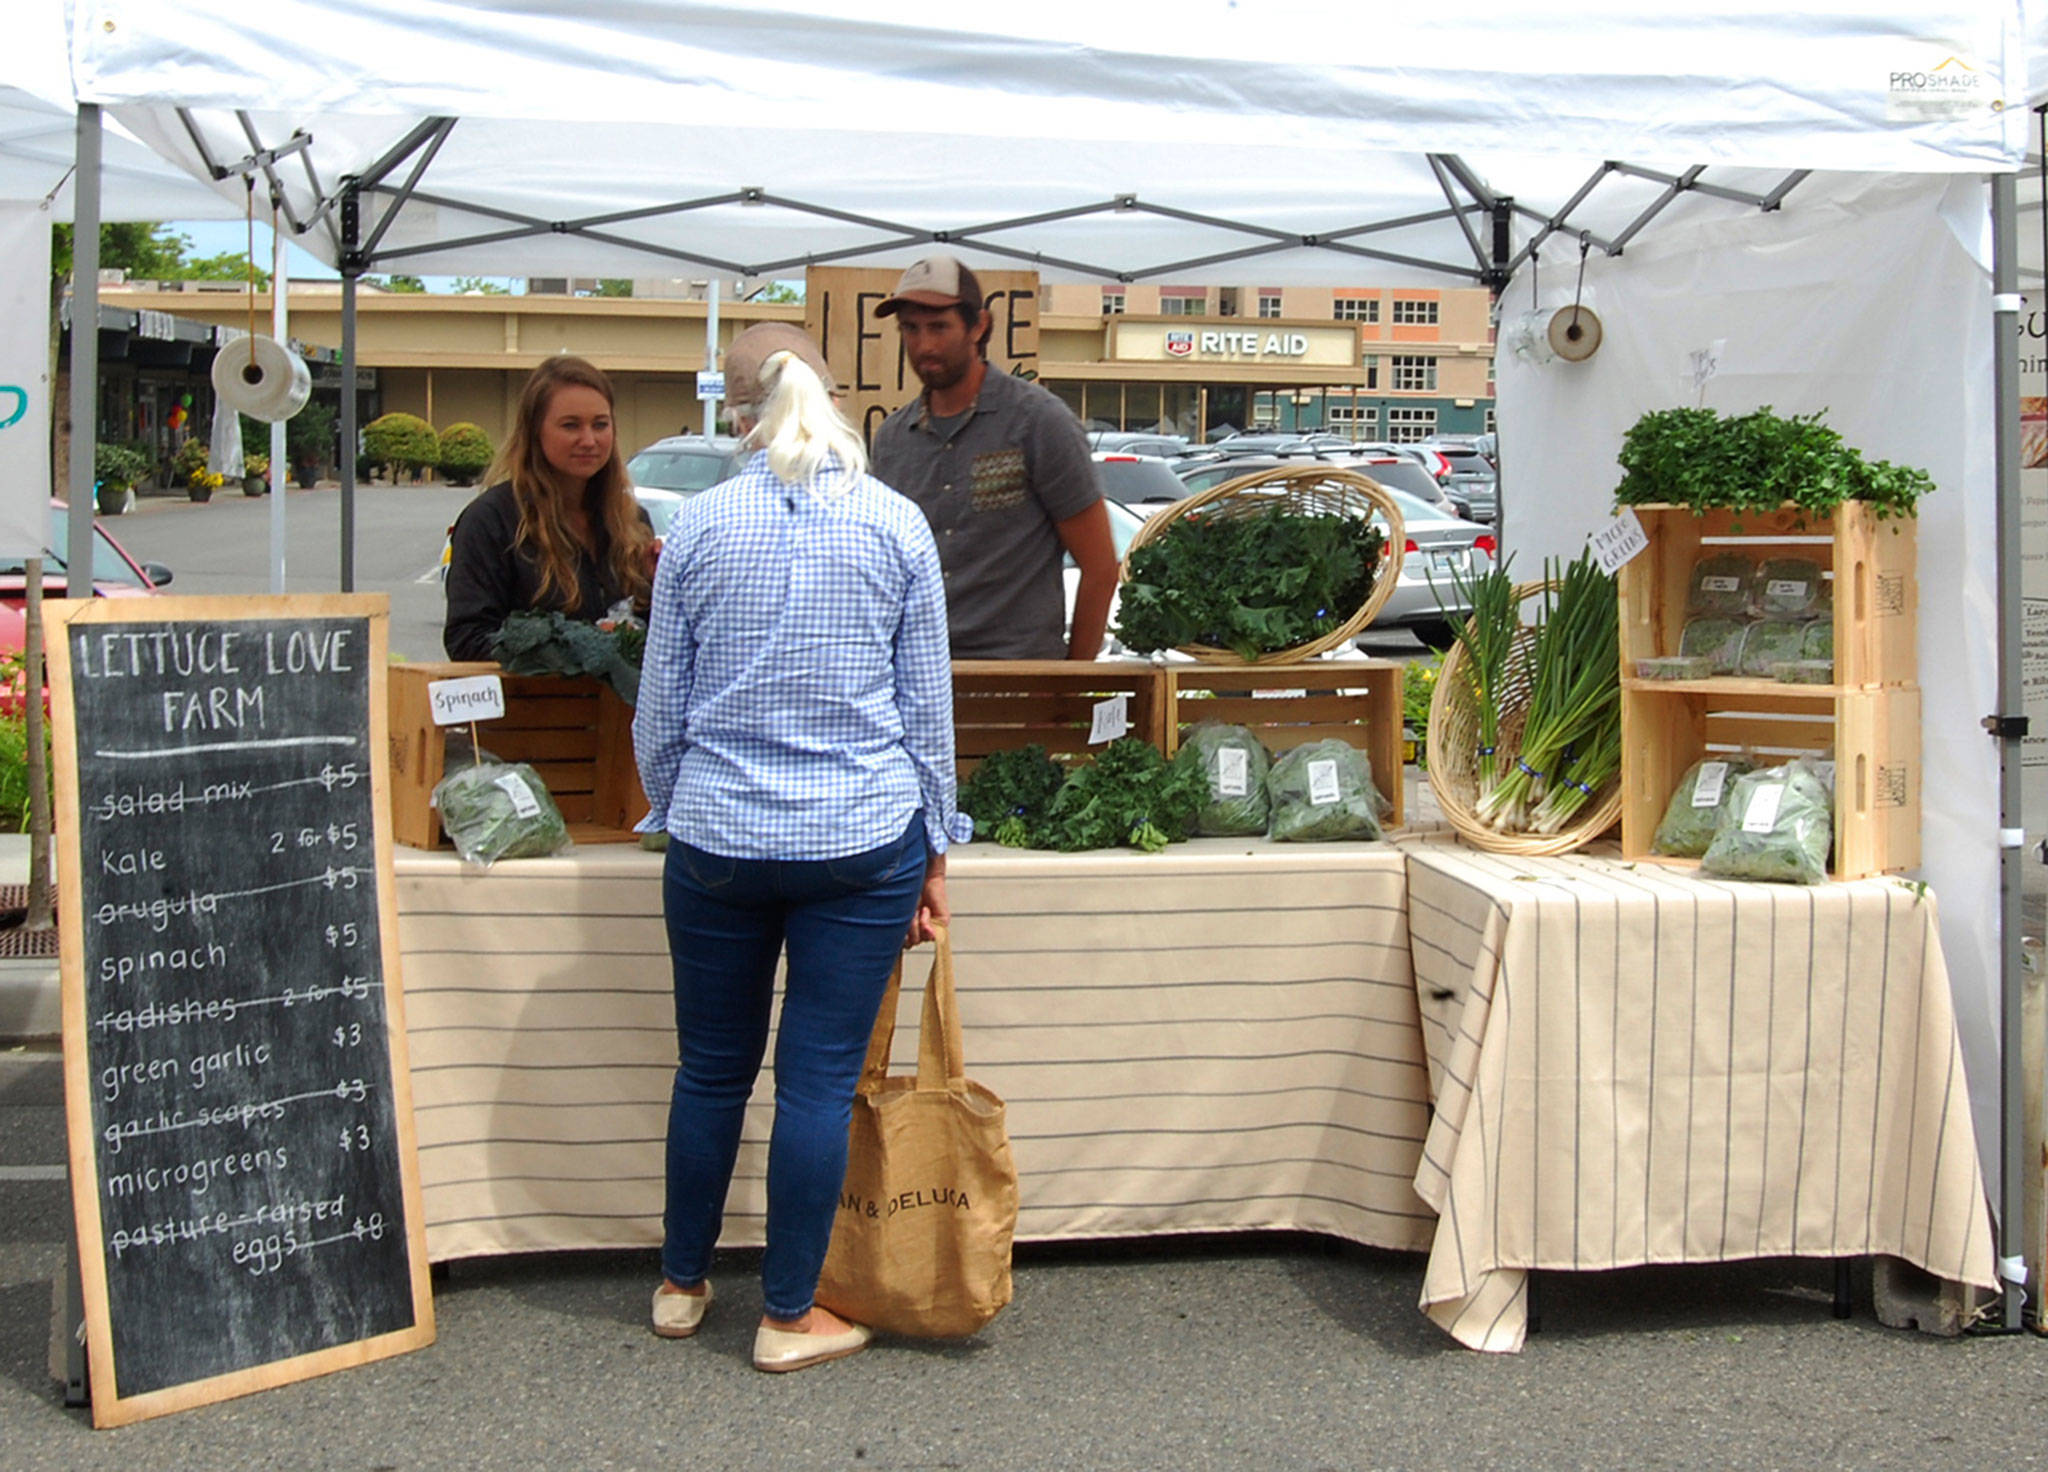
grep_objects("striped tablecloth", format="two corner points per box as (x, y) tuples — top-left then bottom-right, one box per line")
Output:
(394, 838), (1436, 1262)
(1404, 843), (1996, 1352)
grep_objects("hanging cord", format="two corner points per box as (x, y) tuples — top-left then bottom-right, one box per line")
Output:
(2038, 108), (2046, 343)
(1569, 231), (1590, 333)
(245, 176), (260, 375)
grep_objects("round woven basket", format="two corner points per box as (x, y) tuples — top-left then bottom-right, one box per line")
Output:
(1425, 578), (1623, 857)
(1117, 463), (1405, 666)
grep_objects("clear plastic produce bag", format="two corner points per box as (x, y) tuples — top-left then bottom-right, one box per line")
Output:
(432, 760), (574, 866)
(1266, 739), (1383, 843)
(1175, 723), (1272, 836)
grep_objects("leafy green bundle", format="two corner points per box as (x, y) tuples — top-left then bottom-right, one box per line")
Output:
(1116, 511), (1387, 661)
(958, 744), (1068, 848)
(491, 611), (644, 705)
(432, 761), (573, 866)
(1037, 737), (1208, 854)
(1614, 406), (1931, 521)
(1174, 723), (1272, 836)
(1700, 760), (1833, 884)
(1267, 739), (1383, 842)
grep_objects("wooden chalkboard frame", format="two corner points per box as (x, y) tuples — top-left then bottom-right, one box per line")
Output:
(49, 594), (435, 1427)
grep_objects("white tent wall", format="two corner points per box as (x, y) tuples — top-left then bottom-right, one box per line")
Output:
(1498, 172), (2004, 1166)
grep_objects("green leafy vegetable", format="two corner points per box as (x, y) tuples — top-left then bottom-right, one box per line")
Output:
(433, 761), (573, 865)
(1614, 406), (1931, 520)
(1266, 739), (1383, 843)
(1175, 723), (1272, 836)
(958, 744), (1068, 848)
(1039, 737), (1208, 853)
(1116, 511), (1387, 661)
(490, 610), (644, 704)
(1651, 754), (1756, 858)
(1699, 760), (1833, 884)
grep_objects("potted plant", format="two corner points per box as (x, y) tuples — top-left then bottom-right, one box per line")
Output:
(173, 438), (223, 503)
(244, 452), (270, 497)
(286, 398), (337, 488)
(92, 442), (148, 516)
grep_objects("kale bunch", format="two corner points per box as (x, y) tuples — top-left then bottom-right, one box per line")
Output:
(1116, 511), (1387, 661)
(958, 744), (1068, 848)
(490, 610), (643, 705)
(1614, 406), (1932, 521)
(1038, 737), (1208, 854)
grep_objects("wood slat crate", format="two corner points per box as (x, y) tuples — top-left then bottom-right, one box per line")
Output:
(1619, 682), (1919, 879)
(1618, 502), (1917, 690)
(1165, 661), (1405, 830)
(388, 661), (646, 849)
(950, 660), (1168, 775)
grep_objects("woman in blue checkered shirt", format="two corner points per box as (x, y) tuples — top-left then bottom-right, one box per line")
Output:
(634, 323), (970, 1373)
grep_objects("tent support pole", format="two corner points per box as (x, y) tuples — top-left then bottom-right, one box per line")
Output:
(67, 106), (99, 597)
(1990, 171), (2027, 1332)
(339, 178), (360, 592)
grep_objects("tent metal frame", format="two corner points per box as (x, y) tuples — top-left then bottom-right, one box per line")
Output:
(65, 104), (2032, 1332)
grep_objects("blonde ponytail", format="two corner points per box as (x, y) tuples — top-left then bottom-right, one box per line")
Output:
(747, 350), (867, 493)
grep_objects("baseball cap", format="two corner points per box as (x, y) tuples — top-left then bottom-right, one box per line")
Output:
(875, 254), (985, 318)
(722, 322), (835, 407)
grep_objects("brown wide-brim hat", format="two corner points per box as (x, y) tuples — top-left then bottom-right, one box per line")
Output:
(723, 322), (835, 407)
(875, 254), (985, 318)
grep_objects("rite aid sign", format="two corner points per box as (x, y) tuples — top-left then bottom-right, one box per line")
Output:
(1116, 322), (1356, 367)
(1165, 329), (1310, 358)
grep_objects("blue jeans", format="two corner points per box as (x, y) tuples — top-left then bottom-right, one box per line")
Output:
(660, 814), (926, 1320)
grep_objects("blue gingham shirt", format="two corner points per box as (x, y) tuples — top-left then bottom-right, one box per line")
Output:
(632, 451), (972, 860)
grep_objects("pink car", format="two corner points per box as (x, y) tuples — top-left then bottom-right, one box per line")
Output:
(0, 500), (171, 658)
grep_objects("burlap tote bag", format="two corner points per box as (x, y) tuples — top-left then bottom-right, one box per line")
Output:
(816, 927), (1017, 1337)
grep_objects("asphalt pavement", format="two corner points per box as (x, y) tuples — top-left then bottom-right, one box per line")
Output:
(12, 484), (2040, 1468)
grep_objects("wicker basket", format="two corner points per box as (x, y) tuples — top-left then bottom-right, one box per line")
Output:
(1117, 463), (1406, 665)
(1425, 578), (1623, 857)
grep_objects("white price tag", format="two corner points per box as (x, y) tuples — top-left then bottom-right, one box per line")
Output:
(1765, 579), (1809, 600)
(1741, 779), (1786, 834)
(1590, 508), (1648, 575)
(1216, 747), (1249, 797)
(428, 674), (506, 726)
(1700, 575), (1743, 594)
(696, 369), (726, 400)
(1691, 760), (1730, 809)
(1088, 694), (1130, 745)
(494, 771), (542, 819)
(1306, 758), (1342, 806)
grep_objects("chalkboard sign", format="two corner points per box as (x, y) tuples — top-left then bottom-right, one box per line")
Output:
(49, 595), (434, 1428)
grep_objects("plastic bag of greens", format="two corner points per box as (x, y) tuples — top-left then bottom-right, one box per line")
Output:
(433, 760), (574, 866)
(1736, 618), (1810, 677)
(1266, 739), (1383, 843)
(1699, 759), (1833, 884)
(1175, 723), (1272, 836)
(1686, 552), (1752, 617)
(1679, 616), (1748, 675)
(1650, 754), (1755, 858)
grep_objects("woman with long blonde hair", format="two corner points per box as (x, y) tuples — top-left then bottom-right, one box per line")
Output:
(635, 323), (963, 1373)
(443, 355), (654, 659)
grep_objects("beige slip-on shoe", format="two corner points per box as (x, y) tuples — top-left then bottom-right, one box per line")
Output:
(752, 1318), (873, 1373)
(651, 1281), (714, 1338)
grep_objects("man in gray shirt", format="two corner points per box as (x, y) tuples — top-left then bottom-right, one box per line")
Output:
(871, 255), (1118, 660)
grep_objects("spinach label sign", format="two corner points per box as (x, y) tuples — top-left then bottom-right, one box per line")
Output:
(49, 595), (434, 1428)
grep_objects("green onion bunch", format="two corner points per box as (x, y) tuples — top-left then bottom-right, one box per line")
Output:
(1439, 560), (1518, 801)
(1474, 551), (1620, 833)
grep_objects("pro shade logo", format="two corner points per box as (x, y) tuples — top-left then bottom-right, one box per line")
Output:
(1165, 330), (1195, 358)
(1887, 54), (2001, 120)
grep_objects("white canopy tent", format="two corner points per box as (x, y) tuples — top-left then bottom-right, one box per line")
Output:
(49, 1), (2040, 1322)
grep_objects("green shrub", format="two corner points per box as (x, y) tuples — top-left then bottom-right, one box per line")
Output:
(364, 412), (440, 483)
(0, 659), (50, 834)
(171, 436), (210, 486)
(437, 422), (493, 486)
(286, 397), (336, 480)
(93, 441), (151, 489)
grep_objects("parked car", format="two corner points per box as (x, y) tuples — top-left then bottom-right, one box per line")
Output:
(1175, 452), (1463, 519)
(1086, 430), (1190, 459)
(438, 483), (695, 580)
(0, 500), (172, 656)
(1091, 451), (1193, 507)
(624, 434), (745, 497)
(1166, 458), (1494, 649)
(1065, 497), (1151, 654)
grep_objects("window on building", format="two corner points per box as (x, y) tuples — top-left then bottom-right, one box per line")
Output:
(1257, 293), (1283, 319)
(1484, 409), (1497, 434)
(1391, 298), (1439, 325)
(1387, 407), (1438, 442)
(1327, 404), (1378, 436)
(1391, 355), (1437, 392)
(1332, 297), (1379, 322)
(1102, 290), (1126, 315)
(1363, 356), (1379, 391)
(1161, 296), (1207, 317)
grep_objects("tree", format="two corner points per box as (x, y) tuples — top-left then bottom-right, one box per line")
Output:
(591, 278), (634, 297)
(50, 222), (270, 287)
(753, 281), (803, 304)
(370, 274), (428, 293)
(450, 276), (511, 295)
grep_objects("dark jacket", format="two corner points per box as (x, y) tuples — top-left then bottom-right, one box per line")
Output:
(442, 481), (642, 661)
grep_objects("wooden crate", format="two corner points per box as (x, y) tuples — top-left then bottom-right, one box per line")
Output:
(1619, 682), (1919, 879)
(950, 660), (1168, 775)
(388, 661), (646, 849)
(1165, 661), (1405, 830)
(1618, 502), (1917, 690)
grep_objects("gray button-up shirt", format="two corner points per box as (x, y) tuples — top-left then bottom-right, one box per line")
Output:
(872, 367), (1102, 660)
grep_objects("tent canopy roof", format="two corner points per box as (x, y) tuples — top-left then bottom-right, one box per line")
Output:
(65, 1), (2030, 282)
